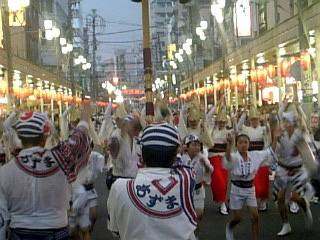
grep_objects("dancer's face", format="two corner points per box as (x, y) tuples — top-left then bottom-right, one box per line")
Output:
(187, 141), (201, 158)
(236, 136), (250, 154)
(249, 118), (259, 128)
(188, 119), (199, 129)
(217, 121), (226, 130)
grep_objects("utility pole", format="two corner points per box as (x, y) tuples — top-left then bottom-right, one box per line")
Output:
(1, 5), (13, 112)
(86, 9), (105, 101)
(68, 0), (75, 96)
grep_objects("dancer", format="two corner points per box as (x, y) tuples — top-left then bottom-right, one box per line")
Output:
(107, 122), (197, 240)
(274, 103), (314, 236)
(209, 104), (232, 215)
(0, 103), (93, 240)
(237, 105), (271, 211)
(224, 130), (279, 240)
(181, 135), (213, 237)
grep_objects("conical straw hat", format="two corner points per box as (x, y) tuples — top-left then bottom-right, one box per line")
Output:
(114, 103), (127, 119)
(188, 96), (201, 121)
(249, 105), (260, 119)
(216, 106), (227, 122)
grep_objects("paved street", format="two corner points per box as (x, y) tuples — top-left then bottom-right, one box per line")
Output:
(92, 175), (320, 240)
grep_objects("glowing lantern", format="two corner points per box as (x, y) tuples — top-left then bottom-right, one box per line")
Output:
(0, 80), (7, 94)
(250, 70), (258, 82)
(224, 79), (230, 88)
(267, 64), (276, 79)
(289, 56), (298, 65)
(257, 68), (266, 83)
(280, 59), (290, 77)
(301, 51), (310, 71)
(238, 74), (246, 87)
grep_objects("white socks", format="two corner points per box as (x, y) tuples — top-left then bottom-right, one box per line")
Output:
(225, 223), (234, 240)
(277, 223), (292, 236)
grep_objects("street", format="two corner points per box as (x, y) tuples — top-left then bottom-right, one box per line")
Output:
(92, 175), (320, 240)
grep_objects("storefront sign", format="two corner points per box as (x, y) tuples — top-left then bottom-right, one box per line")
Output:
(234, 0), (252, 38)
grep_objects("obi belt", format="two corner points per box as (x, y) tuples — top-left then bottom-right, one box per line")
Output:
(209, 143), (227, 153)
(249, 141), (264, 151)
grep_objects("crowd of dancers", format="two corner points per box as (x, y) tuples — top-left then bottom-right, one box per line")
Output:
(0, 96), (320, 240)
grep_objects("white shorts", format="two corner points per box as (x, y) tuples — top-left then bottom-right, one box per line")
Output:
(69, 204), (91, 229)
(230, 184), (257, 210)
(193, 185), (205, 209)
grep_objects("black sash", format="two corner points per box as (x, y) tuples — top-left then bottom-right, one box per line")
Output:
(209, 143), (227, 153)
(249, 141), (264, 151)
(231, 180), (254, 188)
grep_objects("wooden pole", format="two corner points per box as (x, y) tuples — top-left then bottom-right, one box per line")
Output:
(141, 0), (154, 123)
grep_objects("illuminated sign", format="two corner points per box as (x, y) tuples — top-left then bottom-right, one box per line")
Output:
(122, 89), (145, 95)
(167, 44), (176, 60)
(9, 10), (26, 27)
(234, 0), (252, 38)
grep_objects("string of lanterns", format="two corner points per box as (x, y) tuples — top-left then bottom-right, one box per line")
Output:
(11, 85), (82, 103)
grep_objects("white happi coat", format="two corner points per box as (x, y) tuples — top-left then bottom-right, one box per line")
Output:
(209, 128), (231, 157)
(223, 148), (276, 182)
(0, 122), (91, 230)
(107, 167), (197, 240)
(111, 133), (140, 178)
(180, 152), (213, 184)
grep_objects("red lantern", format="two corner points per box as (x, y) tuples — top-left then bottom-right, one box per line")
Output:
(224, 79), (230, 88)
(267, 64), (276, 79)
(280, 59), (290, 77)
(301, 51), (310, 71)
(262, 68), (268, 83)
(238, 74), (245, 87)
(250, 70), (258, 82)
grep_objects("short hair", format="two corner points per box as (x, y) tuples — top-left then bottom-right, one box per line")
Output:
(20, 135), (44, 146)
(142, 145), (178, 168)
(235, 133), (250, 144)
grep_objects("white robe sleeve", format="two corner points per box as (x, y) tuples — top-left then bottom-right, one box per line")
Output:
(201, 156), (213, 184)
(60, 106), (73, 141)
(178, 105), (189, 140)
(107, 181), (121, 235)
(237, 112), (246, 132)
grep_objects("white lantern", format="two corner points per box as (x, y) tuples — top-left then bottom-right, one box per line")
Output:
(52, 27), (60, 38)
(60, 38), (67, 45)
(200, 33), (206, 41)
(196, 27), (203, 36)
(66, 43), (73, 52)
(8, 1), (20, 11)
(186, 38), (193, 46)
(61, 46), (68, 54)
(217, 0), (226, 8)
(44, 20), (53, 30)
(45, 30), (54, 40)
(74, 58), (81, 65)
(200, 21), (208, 30)
(20, 0), (30, 8)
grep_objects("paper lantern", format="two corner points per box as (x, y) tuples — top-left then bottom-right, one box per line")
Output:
(238, 74), (246, 87)
(0, 80), (7, 94)
(224, 79), (230, 88)
(280, 59), (290, 77)
(289, 56), (299, 65)
(250, 70), (258, 82)
(301, 51), (310, 71)
(267, 64), (276, 79)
